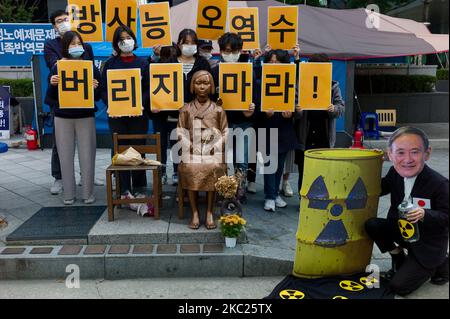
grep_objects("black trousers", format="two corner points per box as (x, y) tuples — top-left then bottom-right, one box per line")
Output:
(51, 112), (62, 180)
(108, 116), (149, 195)
(365, 217), (436, 296)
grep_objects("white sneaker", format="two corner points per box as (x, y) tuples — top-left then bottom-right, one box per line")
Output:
(84, 195), (96, 204)
(282, 180), (294, 197)
(51, 179), (63, 195)
(64, 198), (75, 205)
(275, 196), (287, 208)
(247, 182), (256, 194)
(264, 199), (276, 212)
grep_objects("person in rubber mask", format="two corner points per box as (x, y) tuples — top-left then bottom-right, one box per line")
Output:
(45, 31), (101, 206)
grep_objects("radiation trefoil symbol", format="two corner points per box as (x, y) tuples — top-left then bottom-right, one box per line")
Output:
(306, 176), (368, 247)
(398, 219), (415, 239)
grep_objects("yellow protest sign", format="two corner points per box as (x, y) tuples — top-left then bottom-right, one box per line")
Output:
(267, 6), (298, 50)
(106, 0), (138, 42)
(229, 8), (259, 50)
(150, 63), (184, 111)
(219, 63), (253, 111)
(57, 60), (94, 109)
(68, 0), (103, 42)
(196, 0), (228, 40)
(107, 68), (143, 117)
(261, 63), (296, 112)
(140, 2), (172, 48)
(298, 62), (332, 110)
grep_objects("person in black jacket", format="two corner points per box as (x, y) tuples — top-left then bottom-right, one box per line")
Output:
(100, 25), (151, 205)
(44, 9), (98, 195)
(150, 29), (211, 185)
(365, 126), (449, 295)
(45, 31), (101, 205)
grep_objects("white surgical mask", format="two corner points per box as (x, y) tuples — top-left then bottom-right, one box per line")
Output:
(58, 21), (71, 35)
(118, 39), (135, 53)
(222, 52), (240, 63)
(68, 46), (84, 58)
(182, 44), (197, 57)
(200, 52), (212, 60)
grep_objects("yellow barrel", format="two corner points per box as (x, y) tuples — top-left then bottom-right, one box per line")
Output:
(293, 148), (383, 278)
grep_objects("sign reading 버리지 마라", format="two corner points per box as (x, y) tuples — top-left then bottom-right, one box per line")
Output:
(196, 0), (228, 40)
(228, 7), (259, 51)
(106, 0), (138, 42)
(107, 68), (143, 117)
(298, 62), (332, 110)
(261, 63), (296, 112)
(57, 60), (95, 109)
(267, 6), (298, 50)
(0, 23), (56, 67)
(68, 0), (103, 42)
(150, 63), (184, 111)
(0, 86), (11, 140)
(219, 63), (253, 111)
(140, 2), (172, 48)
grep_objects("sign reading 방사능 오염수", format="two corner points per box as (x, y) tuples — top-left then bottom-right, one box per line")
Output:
(150, 63), (184, 111)
(68, 0), (104, 42)
(140, 2), (172, 48)
(57, 60), (95, 109)
(228, 7), (259, 51)
(106, 0), (138, 42)
(107, 68), (143, 117)
(0, 23), (56, 67)
(196, 0), (228, 40)
(267, 6), (298, 50)
(219, 63), (253, 111)
(298, 62), (332, 110)
(261, 63), (296, 112)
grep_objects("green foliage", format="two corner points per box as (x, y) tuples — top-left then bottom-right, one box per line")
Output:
(0, 0), (38, 23)
(346, 0), (413, 13)
(437, 69), (449, 81)
(0, 78), (34, 97)
(355, 74), (437, 94)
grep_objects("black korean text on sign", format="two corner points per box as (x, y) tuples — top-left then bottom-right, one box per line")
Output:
(267, 6), (298, 50)
(223, 71), (251, 102)
(265, 73), (294, 104)
(152, 72), (179, 102)
(111, 78), (137, 108)
(261, 63), (296, 112)
(232, 15), (255, 42)
(71, 4), (100, 34)
(199, 6), (223, 30)
(196, 0), (228, 40)
(270, 15), (294, 43)
(61, 68), (89, 100)
(108, 7), (136, 29)
(143, 13), (167, 40)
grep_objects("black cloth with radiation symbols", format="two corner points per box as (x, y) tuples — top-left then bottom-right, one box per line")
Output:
(265, 273), (394, 299)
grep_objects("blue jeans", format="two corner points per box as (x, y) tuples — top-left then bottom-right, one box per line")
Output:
(264, 152), (288, 200)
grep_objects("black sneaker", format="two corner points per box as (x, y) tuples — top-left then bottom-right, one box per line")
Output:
(430, 256), (449, 285)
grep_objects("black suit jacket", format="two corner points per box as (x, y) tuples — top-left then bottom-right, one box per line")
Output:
(382, 164), (449, 269)
(44, 37), (94, 71)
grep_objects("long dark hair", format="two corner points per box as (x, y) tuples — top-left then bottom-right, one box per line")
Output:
(264, 49), (290, 64)
(176, 28), (198, 57)
(112, 25), (138, 55)
(61, 31), (85, 59)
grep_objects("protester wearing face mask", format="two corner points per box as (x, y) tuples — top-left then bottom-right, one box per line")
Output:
(45, 31), (101, 205)
(100, 25), (152, 213)
(198, 39), (218, 68)
(43, 10), (99, 196)
(210, 33), (257, 195)
(147, 29), (211, 186)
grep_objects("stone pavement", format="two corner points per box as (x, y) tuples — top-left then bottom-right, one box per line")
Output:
(0, 123), (448, 298)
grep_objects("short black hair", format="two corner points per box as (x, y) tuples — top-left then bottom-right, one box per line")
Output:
(176, 29), (198, 56)
(160, 44), (177, 63)
(112, 25), (138, 55)
(218, 32), (243, 51)
(309, 53), (331, 63)
(388, 126), (430, 150)
(264, 49), (290, 64)
(61, 31), (85, 59)
(49, 10), (68, 25)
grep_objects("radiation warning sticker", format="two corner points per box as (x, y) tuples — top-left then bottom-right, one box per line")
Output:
(360, 276), (379, 287)
(339, 280), (364, 292)
(332, 295), (348, 299)
(398, 219), (415, 239)
(279, 289), (305, 299)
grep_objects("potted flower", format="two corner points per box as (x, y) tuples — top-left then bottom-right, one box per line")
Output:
(219, 213), (246, 248)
